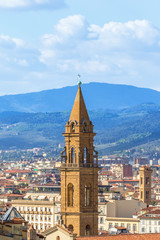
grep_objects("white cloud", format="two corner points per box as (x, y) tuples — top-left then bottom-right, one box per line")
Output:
(39, 16), (160, 91)
(0, 0), (66, 10)
(1, 15), (160, 95)
(42, 15), (88, 47)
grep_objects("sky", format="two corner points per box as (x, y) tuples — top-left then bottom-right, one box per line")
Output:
(0, 0), (160, 95)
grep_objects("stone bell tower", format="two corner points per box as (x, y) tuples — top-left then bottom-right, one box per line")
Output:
(60, 82), (99, 236)
(139, 166), (152, 206)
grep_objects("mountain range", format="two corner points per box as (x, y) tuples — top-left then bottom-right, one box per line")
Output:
(1, 82), (160, 112)
(0, 82), (160, 155)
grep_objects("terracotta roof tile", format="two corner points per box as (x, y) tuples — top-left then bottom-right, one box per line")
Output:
(76, 233), (160, 240)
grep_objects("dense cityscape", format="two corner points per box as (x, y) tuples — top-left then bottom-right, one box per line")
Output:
(0, 84), (159, 240)
(0, 0), (160, 239)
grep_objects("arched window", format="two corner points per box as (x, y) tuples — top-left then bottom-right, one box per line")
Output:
(85, 184), (91, 206)
(71, 122), (75, 132)
(84, 147), (87, 165)
(56, 236), (60, 240)
(68, 225), (74, 232)
(71, 148), (75, 163)
(85, 225), (91, 236)
(68, 183), (74, 206)
(83, 122), (88, 132)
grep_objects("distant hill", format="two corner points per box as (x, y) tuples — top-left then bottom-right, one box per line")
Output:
(0, 104), (160, 156)
(1, 82), (160, 112)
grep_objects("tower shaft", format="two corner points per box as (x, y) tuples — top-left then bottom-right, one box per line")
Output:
(60, 85), (99, 236)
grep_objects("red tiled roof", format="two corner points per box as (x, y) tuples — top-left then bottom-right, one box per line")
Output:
(108, 180), (138, 182)
(77, 233), (160, 240)
(4, 170), (33, 173)
(0, 194), (25, 197)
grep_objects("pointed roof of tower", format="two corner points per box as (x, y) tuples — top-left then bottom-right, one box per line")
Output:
(69, 85), (90, 124)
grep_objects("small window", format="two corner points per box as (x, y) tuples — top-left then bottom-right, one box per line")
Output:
(85, 184), (91, 207)
(71, 123), (75, 132)
(109, 223), (112, 229)
(83, 122), (88, 132)
(146, 177), (150, 185)
(146, 191), (149, 199)
(71, 148), (75, 163)
(68, 183), (74, 207)
(127, 224), (130, 230)
(84, 147), (87, 165)
(142, 227), (145, 232)
(56, 237), (60, 240)
(68, 225), (74, 232)
(85, 225), (91, 236)
(133, 224), (137, 231)
(100, 217), (104, 224)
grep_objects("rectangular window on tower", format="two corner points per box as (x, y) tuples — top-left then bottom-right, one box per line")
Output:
(146, 191), (149, 199)
(85, 184), (91, 207)
(146, 177), (149, 185)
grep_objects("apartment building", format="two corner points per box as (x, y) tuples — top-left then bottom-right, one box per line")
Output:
(12, 192), (61, 233)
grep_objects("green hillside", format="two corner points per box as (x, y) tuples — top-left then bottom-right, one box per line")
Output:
(0, 104), (160, 156)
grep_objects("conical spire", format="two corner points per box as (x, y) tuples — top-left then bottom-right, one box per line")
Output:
(69, 85), (90, 124)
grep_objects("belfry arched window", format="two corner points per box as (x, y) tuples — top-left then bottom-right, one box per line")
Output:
(85, 225), (91, 236)
(71, 122), (75, 132)
(68, 183), (74, 207)
(84, 147), (87, 165)
(85, 184), (91, 206)
(71, 147), (75, 163)
(83, 122), (88, 132)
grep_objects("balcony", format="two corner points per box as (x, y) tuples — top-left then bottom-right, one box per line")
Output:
(60, 163), (99, 168)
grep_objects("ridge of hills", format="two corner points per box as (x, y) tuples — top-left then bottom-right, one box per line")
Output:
(1, 82), (160, 112)
(0, 103), (160, 156)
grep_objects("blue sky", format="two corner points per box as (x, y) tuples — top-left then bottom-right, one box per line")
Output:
(0, 0), (160, 95)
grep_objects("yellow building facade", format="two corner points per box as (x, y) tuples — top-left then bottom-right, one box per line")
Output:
(60, 84), (99, 236)
(106, 217), (139, 233)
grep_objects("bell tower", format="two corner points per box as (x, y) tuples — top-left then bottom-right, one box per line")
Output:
(139, 166), (152, 206)
(60, 82), (99, 236)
